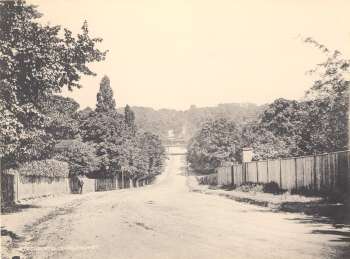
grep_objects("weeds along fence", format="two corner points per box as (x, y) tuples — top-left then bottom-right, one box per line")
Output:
(217, 150), (350, 193)
(197, 173), (218, 186)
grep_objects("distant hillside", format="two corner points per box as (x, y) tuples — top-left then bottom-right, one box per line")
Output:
(119, 103), (266, 141)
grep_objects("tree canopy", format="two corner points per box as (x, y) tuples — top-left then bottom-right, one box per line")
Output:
(187, 118), (241, 172)
(187, 40), (349, 169)
(0, 0), (106, 168)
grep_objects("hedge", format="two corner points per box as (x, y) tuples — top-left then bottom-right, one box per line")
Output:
(6, 159), (69, 178)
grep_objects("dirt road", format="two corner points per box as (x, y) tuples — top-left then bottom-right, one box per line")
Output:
(3, 149), (350, 258)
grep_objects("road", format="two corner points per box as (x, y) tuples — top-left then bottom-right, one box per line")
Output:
(7, 148), (350, 258)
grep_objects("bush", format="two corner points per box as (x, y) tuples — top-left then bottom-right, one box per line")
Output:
(236, 182), (264, 192)
(262, 181), (283, 194)
(198, 174), (217, 186)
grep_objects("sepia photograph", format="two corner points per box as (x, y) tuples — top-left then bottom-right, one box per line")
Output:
(1, 0), (349, 258)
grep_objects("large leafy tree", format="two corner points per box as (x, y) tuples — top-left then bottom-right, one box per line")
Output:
(0, 0), (107, 104)
(0, 0), (106, 168)
(40, 95), (80, 140)
(242, 98), (308, 159)
(304, 38), (349, 151)
(54, 139), (99, 176)
(0, 81), (53, 167)
(187, 118), (241, 172)
(241, 40), (349, 159)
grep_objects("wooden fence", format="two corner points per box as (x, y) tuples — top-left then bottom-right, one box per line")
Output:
(95, 177), (117, 192)
(1, 174), (15, 207)
(217, 150), (350, 193)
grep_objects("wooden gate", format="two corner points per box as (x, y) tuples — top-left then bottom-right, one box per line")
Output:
(1, 174), (15, 207)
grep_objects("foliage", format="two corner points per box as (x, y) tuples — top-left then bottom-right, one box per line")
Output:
(188, 40), (349, 168)
(187, 118), (241, 171)
(40, 95), (80, 139)
(126, 103), (265, 141)
(6, 159), (69, 178)
(234, 181), (283, 194)
(235, 182), (264, 193)
(54, 139), (98, 176)
(136, 131), (166, 176)
(0, 0), (106, 168)
(0, 81), (54, 168)
(198, 173), (218, 186)
(124, 104), (135, 128)
(96, 75), (116, 113)
(262, 181), (283, 194)
(0, 0), (107, 104)
(78, 77), (166, 179)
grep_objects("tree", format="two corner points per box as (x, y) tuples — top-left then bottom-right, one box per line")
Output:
(0, 0), (106, 168)
(40, 95), (80, 140)
(187, 118), (241, 172)
(304, 38), (349, 151)
(79, 77), (166, 179)
(124, 105), (135, 127)
(0, 81), (54, 168)
(0, 0), (107, 105)
(137, 132), (166, 175)
(54, 139), (98, 176)
(96, 76), (116, 113)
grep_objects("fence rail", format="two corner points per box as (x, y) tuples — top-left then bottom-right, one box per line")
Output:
(217, 150), (350, 193)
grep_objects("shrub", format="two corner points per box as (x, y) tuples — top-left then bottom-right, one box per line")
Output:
(236, 182), (264, 192)
(198, 174), (217, 186)
(262, 181), (283, 194)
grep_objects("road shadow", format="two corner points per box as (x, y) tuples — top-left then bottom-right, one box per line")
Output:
(282, 202), (350, 227)
(1, 203), (41, 214)
(285, 202), (350, 258)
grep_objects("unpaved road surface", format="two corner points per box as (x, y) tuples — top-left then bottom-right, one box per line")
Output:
(2, 150), (350, 258)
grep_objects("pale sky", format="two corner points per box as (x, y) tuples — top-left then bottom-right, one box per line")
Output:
(29, 0), (350, 110)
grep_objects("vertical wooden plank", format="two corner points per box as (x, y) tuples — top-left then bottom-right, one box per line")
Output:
(295, 158), (298, 191)
(231, 165), (234, 186)
(279, 158), (282, 189)
(266, 159), (269, 182)
(314, 154), (317, 191)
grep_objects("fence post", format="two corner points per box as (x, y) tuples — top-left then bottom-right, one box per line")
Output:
(294, 158), (298, 192)
(266, 159), (269, 183)
(279, 158), (282, 189)
(256, 161), (259, 183)
(231, 165), (234, 187)
(313, 154), (317, 191)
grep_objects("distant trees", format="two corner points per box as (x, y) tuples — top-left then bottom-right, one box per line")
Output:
(126, 103), (264, 142)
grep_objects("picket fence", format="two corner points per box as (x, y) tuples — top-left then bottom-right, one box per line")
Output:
(217, 150), (350, 193)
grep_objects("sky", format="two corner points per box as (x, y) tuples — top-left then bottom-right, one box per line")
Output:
(28, 0), (350, 110)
